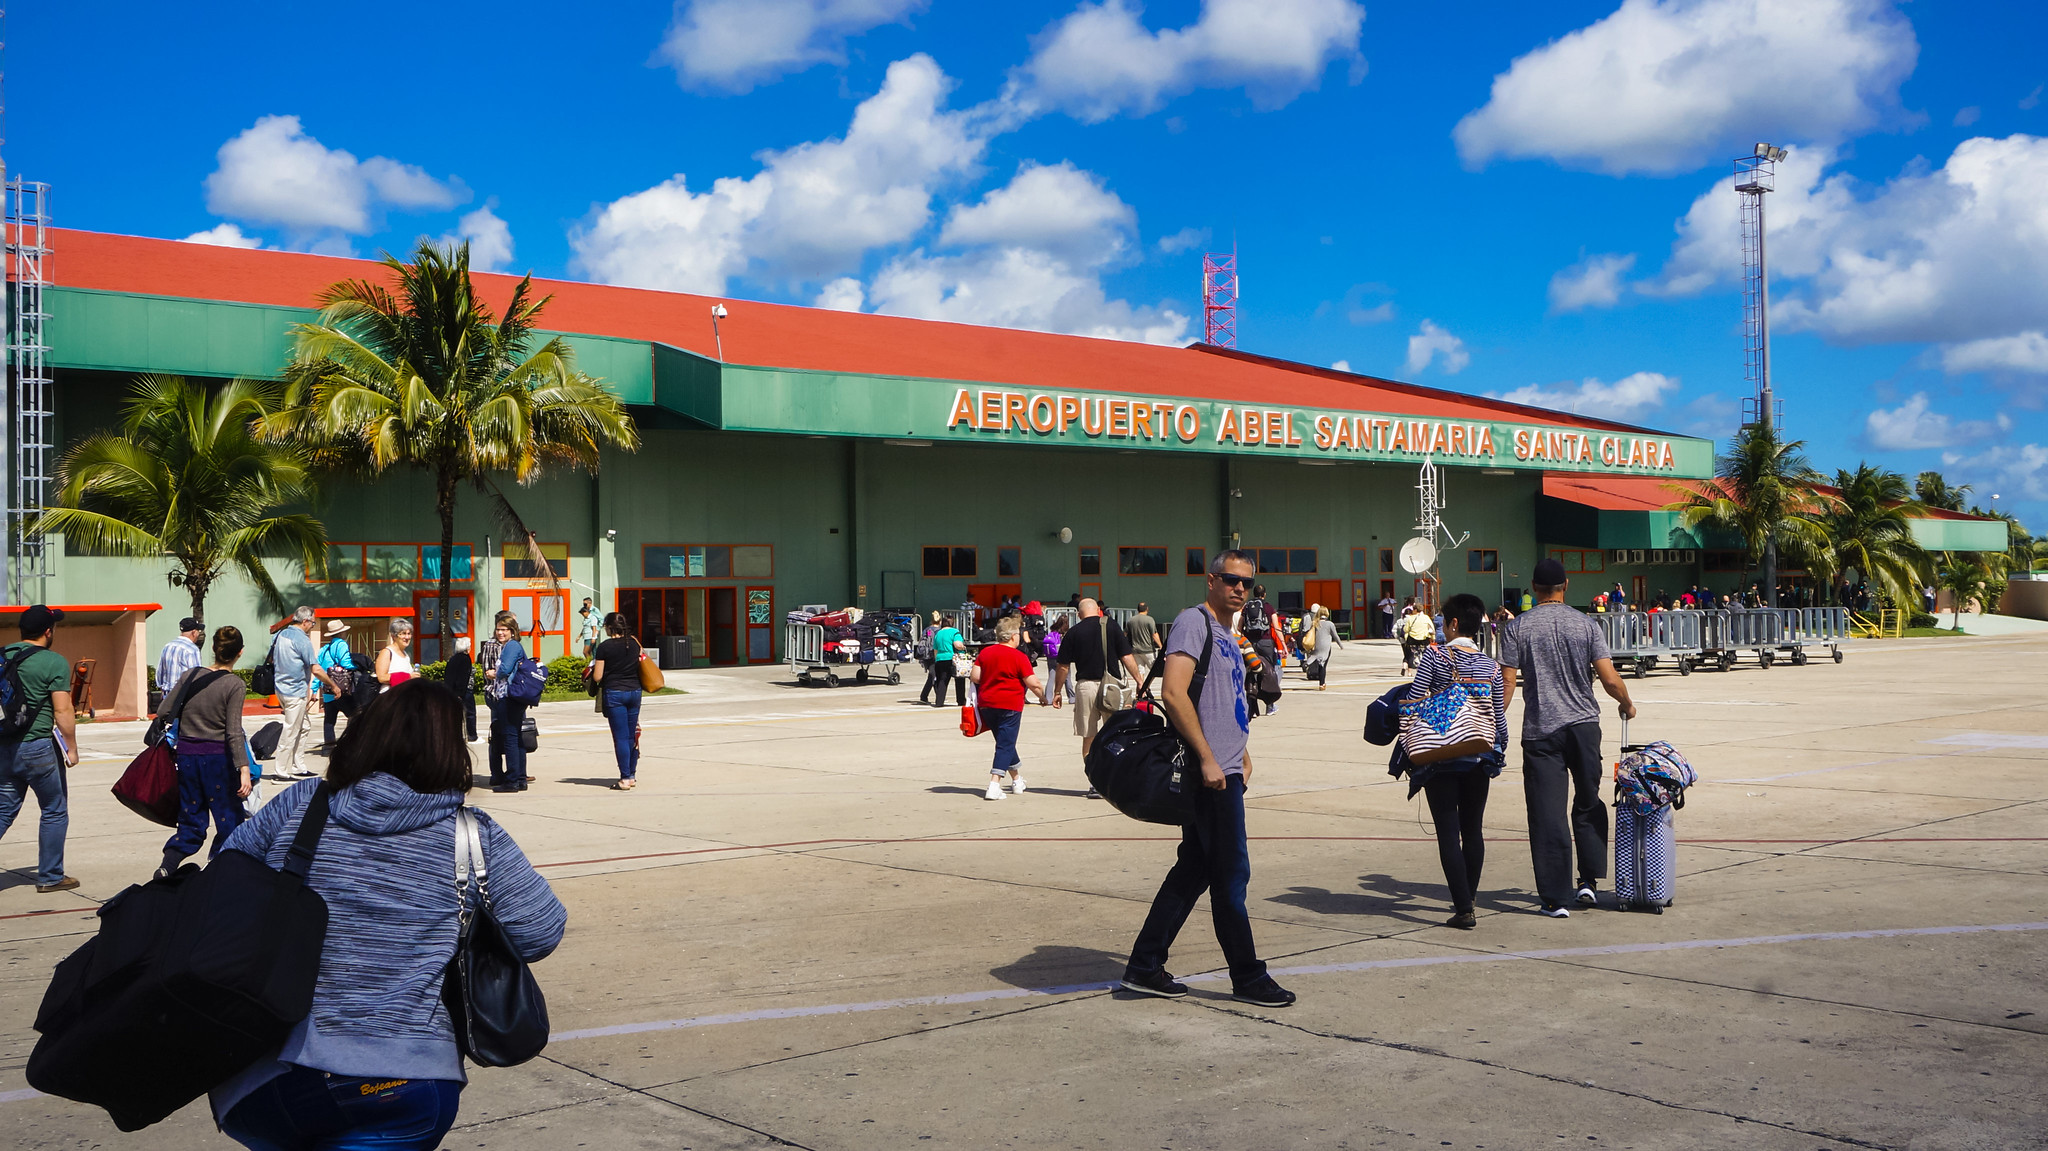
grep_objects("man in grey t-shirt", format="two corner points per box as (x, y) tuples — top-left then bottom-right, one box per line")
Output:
(1498, 558), (1637, 917)
(1120, 550), (1293, 1009)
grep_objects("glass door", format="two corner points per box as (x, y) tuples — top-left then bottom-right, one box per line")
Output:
(501, 591), (568, 660)
(708, 588), (738, 664)
(412, 591), (472, 663)
(746, 587), (774, 661)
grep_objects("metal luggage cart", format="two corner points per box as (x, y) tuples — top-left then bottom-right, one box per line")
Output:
(1594, 612), (1653, 677)
(1723, 608), (1785, 668)
(1696, 609), (1737, 671)
(1771, 609), (1811, 666)
(1793, 606), (1849, 664)
(1640, 610), (1705, 677)
(787, 613), (918, 687)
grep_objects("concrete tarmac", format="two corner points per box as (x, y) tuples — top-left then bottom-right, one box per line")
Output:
(2, 633), (2043, 1149)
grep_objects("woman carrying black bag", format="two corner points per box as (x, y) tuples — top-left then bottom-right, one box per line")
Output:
(207, 681), (567, 1150)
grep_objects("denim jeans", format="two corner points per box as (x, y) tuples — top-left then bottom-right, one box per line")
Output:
(0, 737), (67, 886)
(165, 743), (247, 860)
(602, 689), (642, 779)
(1127, 775), (1267, 988)
(221, 1064), (461, 1151)
(489, 697), (528, 786)
(980, 707), (1021, 775)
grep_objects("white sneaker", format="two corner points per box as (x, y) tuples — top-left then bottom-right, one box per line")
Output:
(985, 779), (1006, 801)
(1011, 777), (1027, 794)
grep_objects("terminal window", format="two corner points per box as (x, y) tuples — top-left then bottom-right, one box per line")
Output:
(1351, 548), (1367, 574)
(1468, 549), (1499, 573)
(998, 546), (1021, 576)
(1380, 548), (1394, 573)
(1186, 547), (1206, 575)
(643, 544), (773, 579)
(1079, 547), (1102, 576)
(1118, 547), (1168, 575)
(313, 542), (473, 584)
(503, 542), (570, 579)
(923, 546), (977, 578)
(1255, 548), (1317, 574)
(1548, 548), (1605, 574)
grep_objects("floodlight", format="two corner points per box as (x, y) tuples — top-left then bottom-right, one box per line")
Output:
(711, 304), (728, 319)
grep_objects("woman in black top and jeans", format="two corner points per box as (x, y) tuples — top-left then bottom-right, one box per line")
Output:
(587, 613), (645, 790)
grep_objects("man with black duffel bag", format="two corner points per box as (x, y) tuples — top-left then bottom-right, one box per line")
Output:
(1117, 549), (1295, 1009)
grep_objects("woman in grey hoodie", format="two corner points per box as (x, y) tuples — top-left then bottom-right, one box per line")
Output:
(208, 680), (567, 1150)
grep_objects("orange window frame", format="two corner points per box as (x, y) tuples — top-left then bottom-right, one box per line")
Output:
(921, 545), (978, 578)
(1115, 545), (1170, 576)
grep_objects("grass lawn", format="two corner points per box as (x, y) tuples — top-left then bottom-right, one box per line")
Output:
(1900, 627), (1968, 638)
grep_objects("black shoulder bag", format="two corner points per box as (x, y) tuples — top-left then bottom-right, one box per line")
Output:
(443, 807), (550, 1066)
(1082, 609), (1218, 825)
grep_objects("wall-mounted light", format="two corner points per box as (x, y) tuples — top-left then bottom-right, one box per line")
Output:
(604, 528), (618, 542)
(883, 438), (933, 447)
(1482, 468), (1513, 476)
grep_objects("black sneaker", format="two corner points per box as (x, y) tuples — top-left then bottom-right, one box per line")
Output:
(1575, 882), (1597, 906)
(1119, 969), (1189, 998)
(1232, 976), (1296, 1008)
(1445, 909), (1477, 930)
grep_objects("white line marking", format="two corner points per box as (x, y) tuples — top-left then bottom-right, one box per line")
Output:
(1925, 732), (2048, 750)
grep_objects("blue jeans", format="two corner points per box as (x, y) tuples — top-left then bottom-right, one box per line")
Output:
(1128, 775), (1267, 988)
(0, 737), (66, 886)
(602, 689), (641, 779)
(980, 707), (1021, 775)
(489, 697), (528, 786)
(165, 743), (247, 860)
(222, 1064), (461, 1151)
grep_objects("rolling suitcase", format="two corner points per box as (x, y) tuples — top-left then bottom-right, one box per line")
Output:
(1612, 722), (1693, 913)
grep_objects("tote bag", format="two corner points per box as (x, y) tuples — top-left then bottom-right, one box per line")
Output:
(959, 680), (984, 737)
(1397, 651), (1496, 766)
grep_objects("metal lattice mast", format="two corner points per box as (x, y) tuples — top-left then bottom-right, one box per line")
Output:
(6, 178), (50, 603)
(1734, 144), (1784, 430)
(1201, 251), (1237, 348)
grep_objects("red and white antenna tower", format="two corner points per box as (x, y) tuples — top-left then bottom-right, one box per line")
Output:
(1201, 250), (1237, 348)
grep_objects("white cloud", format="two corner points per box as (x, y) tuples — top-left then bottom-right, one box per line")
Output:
(1941, 443), (2048, 502)
(1548, 252), (1637, 313)
(1651, 135), (2048, 385)
(868, 246), (1188, 344)
(815, 276), (866, 311)
(182, 223), (263, 249)
(1453, 0), (1917, 175)
(1157, 226), (1209, 254)
(1864, 393), (2009, 450)
(1014, 0), (1365, 122)
(441, 204), (514, 273)
(1954, 106), (1982, 127)
(571, 55), (989, 292)
(1679, 392), (1739, 439)
(1403, 320), (1468, 375)
(2022, 85), (2043, 111)
(1330, 360), (1351, 372)
(938, 161), (1134, 265)
(1942, 332), (2048, 376)
(1491, 371), (1678, 421)
(658, 0), (926, 92)
(202, 115), (466, 239)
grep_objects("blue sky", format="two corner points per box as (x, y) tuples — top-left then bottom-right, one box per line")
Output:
(13, 1), (2048, 531)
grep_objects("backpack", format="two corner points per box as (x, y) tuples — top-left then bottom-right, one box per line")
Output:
(250, 634), (280, 696)
(507, 655), (548, 706)
(1240, 599), (1271, 639)
(0, 645), (52, 739)
(320, 641), (354, 698)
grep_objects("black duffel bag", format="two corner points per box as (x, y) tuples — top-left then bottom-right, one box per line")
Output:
(28, 784), (335, 1131)
(1084, 607), (1220, 826)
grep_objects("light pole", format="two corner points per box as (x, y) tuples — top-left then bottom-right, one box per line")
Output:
(1736, 142), (1788, 607)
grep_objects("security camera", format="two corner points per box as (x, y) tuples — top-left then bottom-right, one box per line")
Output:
(711, 304), (729, 319)
(604, 528), (618, 541)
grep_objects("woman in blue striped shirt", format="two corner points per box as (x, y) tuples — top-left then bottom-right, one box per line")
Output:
(1408, 593), (1512, 930)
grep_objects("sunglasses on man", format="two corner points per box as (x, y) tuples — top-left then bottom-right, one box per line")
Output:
(1211, 572), (1255, 589)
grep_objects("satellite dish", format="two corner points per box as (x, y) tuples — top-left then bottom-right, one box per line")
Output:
(1398, 536), (1438, 574)
(1057, 527), (1073, 544)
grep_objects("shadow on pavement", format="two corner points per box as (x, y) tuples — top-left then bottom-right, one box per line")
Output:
(989, 944), (1126, 990)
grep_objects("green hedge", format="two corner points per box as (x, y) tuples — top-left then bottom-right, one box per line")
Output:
(415, 655), (593, 701)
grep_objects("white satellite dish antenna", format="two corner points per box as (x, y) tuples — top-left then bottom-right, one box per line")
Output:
(1056, 527), (1073, 544)
(1398, 536), (1438, 574)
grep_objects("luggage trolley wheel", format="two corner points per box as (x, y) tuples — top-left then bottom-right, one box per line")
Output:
(1833, 647), (1844, 664)
(825, 672), (842, 688)
(1631, 659), (1647, 679)
(1759, 650), (1773, 668)
(855, 668), (871, 684)
(1678, 657), (1692, 676)
(1720, 652), (1734, 671)
(1791, 649), (1808, 666)
(887, 667), (902, 685)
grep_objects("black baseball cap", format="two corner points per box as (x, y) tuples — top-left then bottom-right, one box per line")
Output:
(1533, 558), (1569, 586)
(179, 616), (204, 633)
(18, 604), (64, 637)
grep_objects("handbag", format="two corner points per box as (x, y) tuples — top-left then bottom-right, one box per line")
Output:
(1084, 608), (1219, 825)
(519, 716), (539, 754)
(636, 653), (663, 693)
(29, 784), (334, 1131)
(1093, 618), (1135, 712)
(442, 807), (549, 1067)
(959, 680), (984, 737)
(118, 669), (229, 827)
(250, 633), (280, 697)
(1397, 648), (1497, 766)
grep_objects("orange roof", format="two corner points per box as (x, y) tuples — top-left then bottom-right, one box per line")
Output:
(1543, 473), (1702, 511)
(51, 228), (1677, 436)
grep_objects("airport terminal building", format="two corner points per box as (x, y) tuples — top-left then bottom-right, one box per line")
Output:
(20, 230), (2007, 711)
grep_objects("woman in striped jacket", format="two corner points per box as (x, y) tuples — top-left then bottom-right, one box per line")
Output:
(1407, 593), (1512, 931)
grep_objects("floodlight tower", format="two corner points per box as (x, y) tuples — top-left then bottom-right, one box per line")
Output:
(1735, 142), (1787, 607)
(1201, 251), (1237, 348)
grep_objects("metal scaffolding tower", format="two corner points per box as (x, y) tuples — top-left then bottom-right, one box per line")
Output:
(1735, 144), (1785, 430)
(6, 178), (51, 603)
(1201, 251), (1237, 348)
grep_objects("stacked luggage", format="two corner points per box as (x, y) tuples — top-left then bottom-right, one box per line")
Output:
(1612, 730), (1697, 914)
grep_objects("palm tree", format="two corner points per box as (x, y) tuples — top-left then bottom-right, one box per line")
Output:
(1933, 551), (2006, 628)
(1668, 422), (1831, 607)
(1816, 464), (1931, 607)
(36, 375), (326, 620)
(1914, 470), (1970, 512)
(268, 241), (639, 655)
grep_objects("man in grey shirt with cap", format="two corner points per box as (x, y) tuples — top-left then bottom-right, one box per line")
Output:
(1498, 557), (1637, 917)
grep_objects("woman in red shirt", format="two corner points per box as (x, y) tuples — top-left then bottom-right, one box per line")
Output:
(971, 616), (1046, 801)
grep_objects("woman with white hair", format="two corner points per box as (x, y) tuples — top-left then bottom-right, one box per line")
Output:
(375, 617), (415, 691)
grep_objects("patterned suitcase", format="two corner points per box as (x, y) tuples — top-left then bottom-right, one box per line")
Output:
(1613, 799), (1674, 912)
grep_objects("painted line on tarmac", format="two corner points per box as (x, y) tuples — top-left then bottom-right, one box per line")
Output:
(547, 920), (2048, 1043)
(1723, 753), (1938, 782)
(534, 834), (2048, 870)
